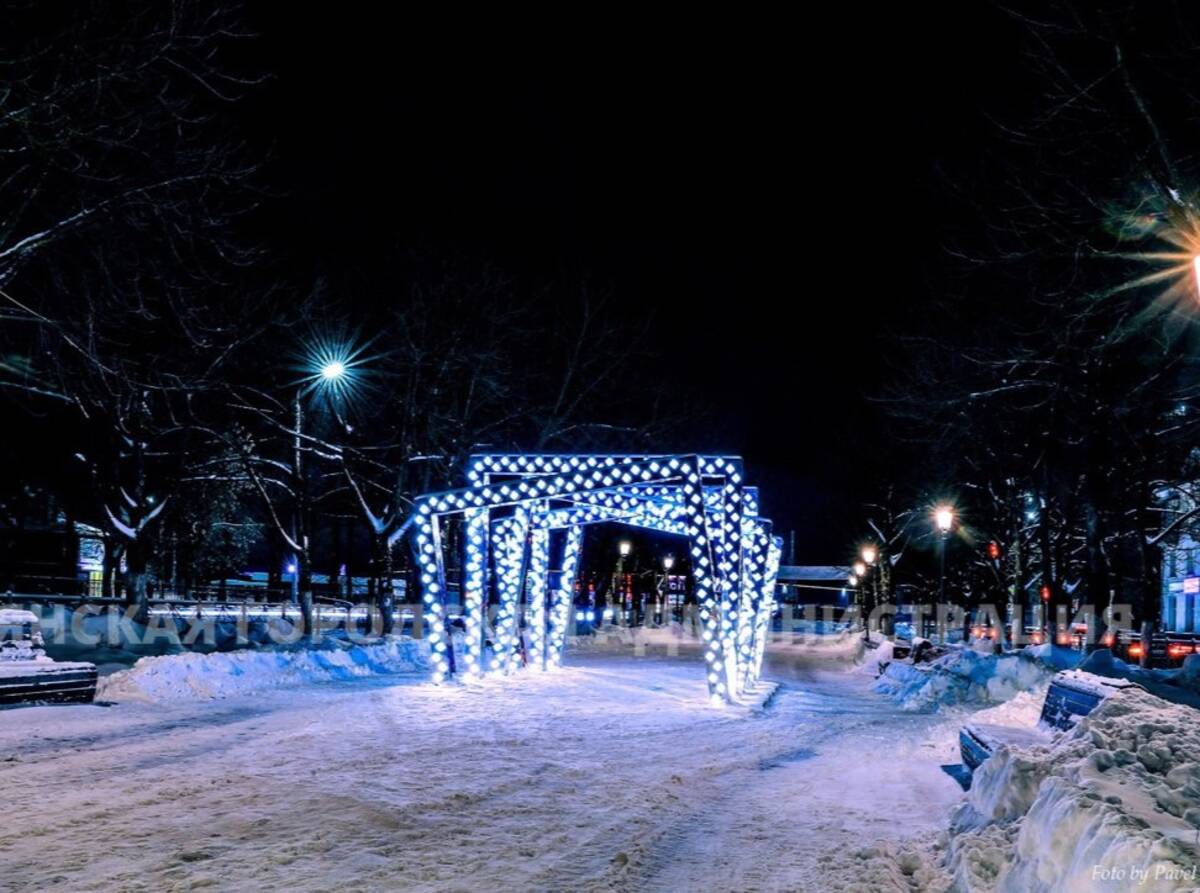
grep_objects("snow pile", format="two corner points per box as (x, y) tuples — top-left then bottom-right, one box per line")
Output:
(569, 620), (705, 654)
(786, 619), (853, 636)
(97, 635), (429, 702)
(947, 685), (1200, 892)
(1022, 642), (1086, 671)
(875, 648), (1064, 712)
(817, 839), (952, 892)
(1073, 650), (1200, 710)
(965, 688), (1047, 729)
(857, 637), (894, 675)
(770, 627), (864, 661)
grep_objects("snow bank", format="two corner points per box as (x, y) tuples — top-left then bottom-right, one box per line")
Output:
(966, 688), (1047, 729)
(1074, 650), (1200, 710)
(97, 636), (429, 702)
(569, 622), (867, 669)
(0, 608), (38, 626)
(568, 620), (705, 653)
(857, 637), (894, 675)
(947, 685), (1200, 892)
(770, 628), (864, 661)
(874, 648), (1066, 712)
(1022, 642), (1086, 671)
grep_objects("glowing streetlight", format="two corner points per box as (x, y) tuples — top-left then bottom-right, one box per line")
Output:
(288, 337), (369, 611)
(618, 540), (632, 557)
(861, 544), (877, 565)
(662, 555), (675, 571)
(853, 561), (867, 577)
(299, 333), (373, 405)
(1193, 255), (1200, 299)
(933, 505), (956, 641)
(848, 573), (858, 586)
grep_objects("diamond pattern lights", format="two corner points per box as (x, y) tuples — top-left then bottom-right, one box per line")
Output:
(405, 454), (783, 703)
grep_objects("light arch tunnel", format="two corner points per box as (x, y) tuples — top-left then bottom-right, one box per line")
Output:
(406, 454), (783, 704)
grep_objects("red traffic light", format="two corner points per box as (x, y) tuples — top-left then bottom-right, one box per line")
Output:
(986, 541), (1001, 560)
(1039, 585), (1052, 601)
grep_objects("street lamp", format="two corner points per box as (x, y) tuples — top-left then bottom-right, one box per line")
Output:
(853, 561), (867, 577)
(659, 555), (675, 623)
(1192, 255), (1200, 300)
(612, 540), (633, 625)
(861, 544), (878, 565)
(848, 573), (858, 586)
(933, 505), (955, 641)
(289, 344), (359, 611)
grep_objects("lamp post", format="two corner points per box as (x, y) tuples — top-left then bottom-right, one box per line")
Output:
(934, 505), (955, 641)
(614, 540), (632, 625)
(862, 543), (885, 637)
(290, 355), (352, 625)
(662, 555), (675, 623)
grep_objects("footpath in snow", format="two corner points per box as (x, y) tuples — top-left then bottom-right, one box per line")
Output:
(1, 626), (962, 892)
(7, 623), (1200, 891)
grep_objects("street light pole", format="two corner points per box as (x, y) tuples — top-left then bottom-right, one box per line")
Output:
(291, 357), (351, 628)
(615, 540), (631, 625)
(861, 544), (882, 637)
(662, 555), (675, 624)
(292, 388), (303, 606)
(934, 506), (955, 643)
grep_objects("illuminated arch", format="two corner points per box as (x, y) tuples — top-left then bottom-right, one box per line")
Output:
(406, 454), (782, 704)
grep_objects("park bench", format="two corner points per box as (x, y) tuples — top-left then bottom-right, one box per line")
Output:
(0, 609), (97, 707)
(946, 670), (1139, 789)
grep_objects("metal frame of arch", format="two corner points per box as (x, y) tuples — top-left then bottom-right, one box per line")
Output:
(406, 454), (783, 703)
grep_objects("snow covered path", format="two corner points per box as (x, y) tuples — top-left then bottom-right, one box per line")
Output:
(0, 649), (963, 892)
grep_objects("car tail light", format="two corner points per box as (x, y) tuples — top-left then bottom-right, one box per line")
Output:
(1128, 642), (1144, 659)
(1168, 644), (1191, 659)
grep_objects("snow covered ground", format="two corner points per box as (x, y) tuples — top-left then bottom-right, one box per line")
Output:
(1, 634), (964, 892)
(5, 630), (1200, 891)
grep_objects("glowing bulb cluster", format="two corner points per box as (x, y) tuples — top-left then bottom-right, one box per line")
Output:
(462, 509), (488, 678)
(525, 527), (550, 670)
(413, 501), (450, 683)
(547, 526), (583, 668)
(491, 511), (530, 676)
(406, 454), (782, 703)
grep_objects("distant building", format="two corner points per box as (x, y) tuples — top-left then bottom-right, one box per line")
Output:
(1162, 530), (1200, 633)
(1158, 473), (1200, 633)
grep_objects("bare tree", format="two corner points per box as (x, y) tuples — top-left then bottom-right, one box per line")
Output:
(0, 1), (267, 621)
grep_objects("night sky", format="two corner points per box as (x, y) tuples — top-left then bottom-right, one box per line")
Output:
(236, 7), (1023, 563)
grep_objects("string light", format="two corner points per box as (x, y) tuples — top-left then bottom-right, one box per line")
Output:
(408, 454), (782, 703)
